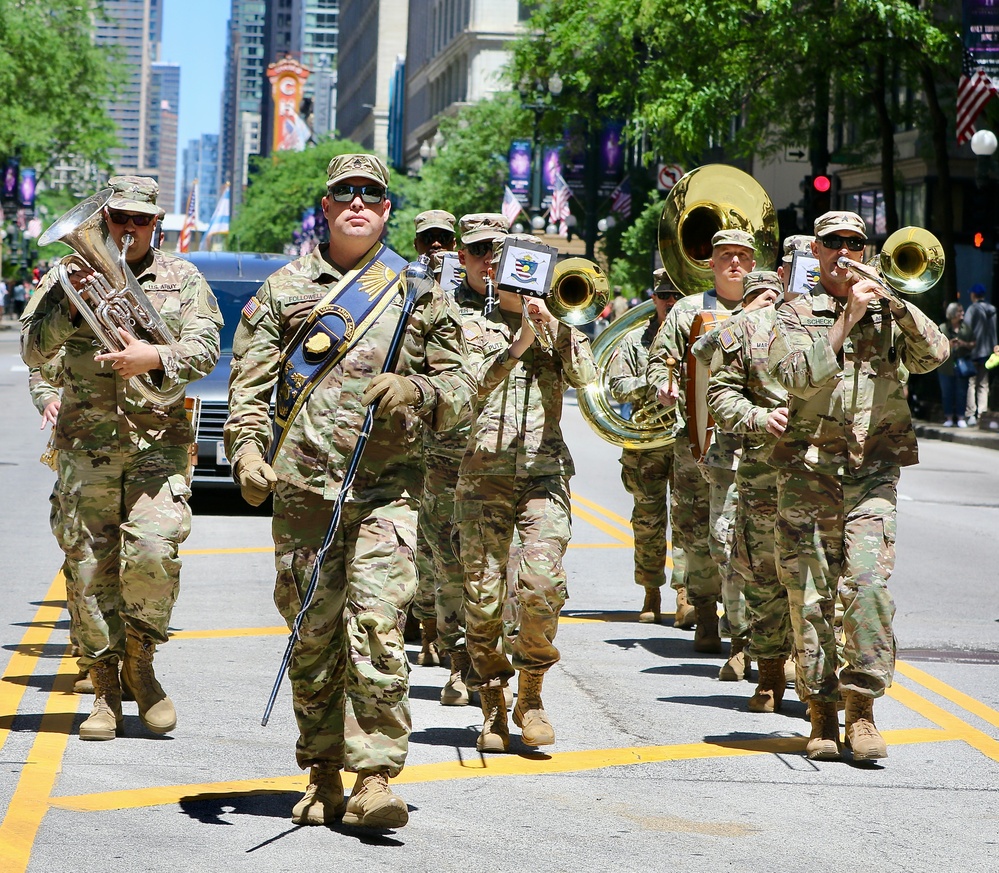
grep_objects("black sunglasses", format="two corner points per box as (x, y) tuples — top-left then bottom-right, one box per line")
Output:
(106, 210), (155, 227)
(819, 235), (865, 252)
(654, 290), (681, 300)
(329, 183), (386, 204)
(464, 241), (493, 258)
(418, 229), (455, 245)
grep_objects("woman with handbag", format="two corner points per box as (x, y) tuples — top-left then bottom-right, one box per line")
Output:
(939, 302), (975, 427)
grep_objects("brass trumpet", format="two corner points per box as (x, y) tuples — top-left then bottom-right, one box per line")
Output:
(525, 256), (609, 353)
(836, 226), (944, 303)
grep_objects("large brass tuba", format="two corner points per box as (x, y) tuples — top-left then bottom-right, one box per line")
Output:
(577, 300), (677, 449)
(836, 226), (945, 303)
(658, 164), (780, 293)
(38, 188), (183, 407)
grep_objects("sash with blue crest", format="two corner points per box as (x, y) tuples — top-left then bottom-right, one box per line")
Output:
(267, 243), (409, 463)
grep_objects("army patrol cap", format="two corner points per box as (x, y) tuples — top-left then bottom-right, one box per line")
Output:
(326, 153), (390, 189)
(460, 213), (510, 245)
(814, 210), (867, 239)
(742, 270), (782, 300)
(711, 229), (755, 250)
(782, 234), (815, 264)
(414, 210), (456, 234)
(107, 175), (164, 217)
(652, 268), (678, 293)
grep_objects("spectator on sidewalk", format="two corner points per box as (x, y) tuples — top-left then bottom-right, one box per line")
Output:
(939, 302), (975, 427)
(964, 284), (998, 425)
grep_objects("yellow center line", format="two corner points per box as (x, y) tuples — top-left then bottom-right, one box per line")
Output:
(571, 493), (634, 531)
(888, 676), (999, 762)
(48, 727), (954, 813)
(570, 505), (634, 546)
(0, 573), (68, 754)
(895, 660), (999, 730)
(0, 648), (78, 873)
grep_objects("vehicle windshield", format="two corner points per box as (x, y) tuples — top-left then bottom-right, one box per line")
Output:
(210, 280), (262, 355)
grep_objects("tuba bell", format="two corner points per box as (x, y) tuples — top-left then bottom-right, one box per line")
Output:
(37, 188), (183, 407)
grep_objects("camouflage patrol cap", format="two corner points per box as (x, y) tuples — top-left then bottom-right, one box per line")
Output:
(107, 175), (164, 217)
(782, 234), (815, 264)
(326, 153), (390, 189)
(652, 268), (678, 293)
(814, 210), (866, 239)
(742, 270), (782, 300)
(490, 232), (534, 265)
(459, 212), (510, 245)
(711, 229), (755, 250)
(414, 210), (456, 234)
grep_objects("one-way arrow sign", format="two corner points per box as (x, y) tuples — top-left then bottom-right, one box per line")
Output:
(785, 147), (807, 162)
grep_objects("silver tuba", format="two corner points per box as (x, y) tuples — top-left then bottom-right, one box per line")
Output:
(38, 188), (183, 407)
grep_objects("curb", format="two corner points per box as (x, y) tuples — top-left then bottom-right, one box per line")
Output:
(913, 420), (999, 451)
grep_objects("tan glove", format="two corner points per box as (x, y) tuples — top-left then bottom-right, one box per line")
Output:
(235, 451), (277, 506)
(361, 373), (421, 417)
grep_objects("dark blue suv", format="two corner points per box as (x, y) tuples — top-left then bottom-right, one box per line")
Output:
(178, 251), (290, 490)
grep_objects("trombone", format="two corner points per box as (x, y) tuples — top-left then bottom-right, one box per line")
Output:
(836, 226), (944, 303)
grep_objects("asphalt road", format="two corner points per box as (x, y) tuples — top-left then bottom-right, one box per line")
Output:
(1, 327), (997, 873)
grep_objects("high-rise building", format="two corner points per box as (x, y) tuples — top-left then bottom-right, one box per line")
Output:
(337, 0), (409, 157)
(182, 134), (221, 224)
(220, 0), (267, 211)
(147, 62), (181, 211)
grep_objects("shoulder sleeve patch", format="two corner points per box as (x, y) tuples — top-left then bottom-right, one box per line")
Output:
(719, 327), (738, 351)
(242, 297), (268, 327)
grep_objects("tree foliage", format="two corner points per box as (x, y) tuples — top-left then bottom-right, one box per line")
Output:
(0, 0), (120, 180)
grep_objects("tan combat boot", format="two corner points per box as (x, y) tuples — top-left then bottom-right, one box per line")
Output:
(513, 669), (555, 747)
(79, 657), (123, 741)
(674, 587), (696, 630)
(343, 770), (409, 829)
(440, 649), (470, 706)
(476, 686), (510, 752)
(844, 690), (888, 761)
(747, 658), (787, 713)
(805, 698), (841, 760)
(638, 588), (661, 624)
(417, 618), (441, 667)
(121, 629), (176, 734)
(292, 762), (346, 825)
(693, 601), (722, 654)
(718, 637), (750, 681)
(73, 668), (94, 695)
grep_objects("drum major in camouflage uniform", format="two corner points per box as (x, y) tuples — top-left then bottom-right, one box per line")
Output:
(647, 229), (756, 660)
(21, 175), (223, 742)
(225, 154), (472, 830)
(705, 271), (792, 712)
(768, 211), (948, 761)
(454, 224), (597, 753)
(606, 269), (689, 626)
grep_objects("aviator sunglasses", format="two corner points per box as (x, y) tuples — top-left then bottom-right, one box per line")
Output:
(819, 235), (866, 252)
(418, 229), (455, 246)
(464, 241), (494, 258)
(328, 183), (386, 204)
(654, 290), (681, 300)
(106, 210), (155, 227)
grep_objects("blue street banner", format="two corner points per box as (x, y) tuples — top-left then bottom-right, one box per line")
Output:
(508, 140), (532, 205)
(965, 0), (999, 79)
(541, 146), (563, 207)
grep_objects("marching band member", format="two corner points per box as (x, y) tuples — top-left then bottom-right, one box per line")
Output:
(768, 211), (948, 760)
(225, 154), (472, 828)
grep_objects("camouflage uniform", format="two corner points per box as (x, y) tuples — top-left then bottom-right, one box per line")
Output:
(20, 249), (222, 671)
(705, 306), (791, 661)
(607, 318), (677, 591)
(647, 291), (741, 615)
(768, 285), (948, 701)
(455, 300), (596, 689)
(224, 243), (472, 775)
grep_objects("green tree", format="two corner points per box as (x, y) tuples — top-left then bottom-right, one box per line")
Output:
(0, 0), (120, 180)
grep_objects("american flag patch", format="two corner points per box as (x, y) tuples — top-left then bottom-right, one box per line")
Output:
(242, 297), (260, 319)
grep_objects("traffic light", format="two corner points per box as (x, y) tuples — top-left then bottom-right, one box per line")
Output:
(812, 175), (832, 215)
(975, 232), (986, 249)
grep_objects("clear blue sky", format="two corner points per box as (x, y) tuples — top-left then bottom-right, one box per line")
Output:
(161, 0), (231, 202)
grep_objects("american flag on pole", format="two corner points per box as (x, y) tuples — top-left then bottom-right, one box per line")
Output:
(610, 177), (632, 219)
(501, 185), (522, 227)
(957, 47), (998, 145)
(549, 172), (571, 237)
(178, 179), (198, 253)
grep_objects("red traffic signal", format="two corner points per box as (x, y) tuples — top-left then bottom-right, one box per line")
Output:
(974, 232), (985, 248)
(813, 175), (832, 193)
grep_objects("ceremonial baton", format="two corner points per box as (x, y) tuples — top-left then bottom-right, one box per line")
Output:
(261, 256), (433, 727)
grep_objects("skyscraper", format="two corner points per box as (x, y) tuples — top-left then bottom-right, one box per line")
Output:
(182, 134), (221, 224)
(148, 62), (181, 211)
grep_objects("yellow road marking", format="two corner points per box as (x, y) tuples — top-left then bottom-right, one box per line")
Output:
(48, 727), (954, 813)
(170, 626), (287, 640)
(0, 573), (68, 754)
(888, 677), (999, 762)
(895, 660), (999, 730)
(571, 493), (634, 531)
(572, 491), (674, 568)
(0, 650), (78, 873)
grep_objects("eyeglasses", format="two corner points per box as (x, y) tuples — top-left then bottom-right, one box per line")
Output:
(654, 291), (681, 300)
(106, 210), (155, 227)
(328, 184), (386, 204)
(819, 235), (866, 252)
(417, 229), (455, 246)
(464, 241), (494, 258)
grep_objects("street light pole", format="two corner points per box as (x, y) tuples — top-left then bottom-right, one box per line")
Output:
(520, 73), (563, 233)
